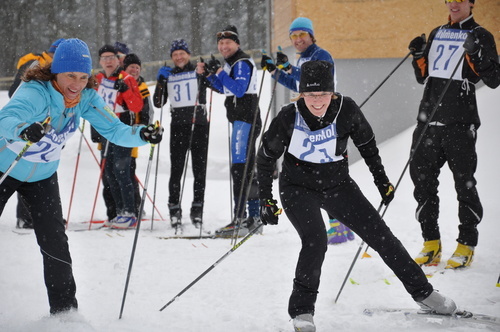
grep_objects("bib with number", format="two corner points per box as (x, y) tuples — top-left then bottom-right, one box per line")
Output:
(288, 101), (344, 164)
(97, 78), (125, 113)
(167, 70), (199, 108)
(428, 28), (468, 80)
(8, 116), (77, 163)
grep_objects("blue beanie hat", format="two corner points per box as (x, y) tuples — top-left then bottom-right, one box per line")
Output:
(48, 38), (65, 54)
(51, 38), (92, 76)
(170, 39), (191, 56)
(289, 17), (314, 37)
(114, 41), (129, 55)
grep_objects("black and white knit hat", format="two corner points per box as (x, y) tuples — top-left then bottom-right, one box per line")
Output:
(299, 61), (334, 93)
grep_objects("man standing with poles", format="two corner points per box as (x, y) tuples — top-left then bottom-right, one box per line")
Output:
(409, 0), (499, 269)
(197, 25), (262, 237)
(153, 39), (212, 231)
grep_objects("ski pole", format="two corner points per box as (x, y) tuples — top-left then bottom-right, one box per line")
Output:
(197, 88), (213, 238)
(151, 77), (167, 230)
(231, 70), (280, 244)
(88, 139), (109, 230)
(159, 222), (264, 312)
(359, 51), (412, 108)
(231, 70), (267, 244)
(178, 76), (202, 228)
(0, 116), (51, 186)
(119, 121), (161, 319)
(66, 120), (86, 228)
(76, 129), (165, 220)
(334, 51), (466, 304)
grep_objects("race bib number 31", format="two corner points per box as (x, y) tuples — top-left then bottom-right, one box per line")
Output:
(428, 29), (467, 80)
(167, 71), (199, 108)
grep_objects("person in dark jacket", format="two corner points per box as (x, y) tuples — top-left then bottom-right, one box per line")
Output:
(93, 44), (144, 229)
(408, 0), (500, 269)
(257, 60), (459, 332)
(153, 39), (211, 229)
(261, 16), (353, 244)
(197, 25), (262, 237)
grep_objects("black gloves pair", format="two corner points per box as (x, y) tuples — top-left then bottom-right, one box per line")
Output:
(114, 79), (129, 93)
(409, 31), (482, 59)
(205, 54), (221, 75)
(463, 30), (481, 56)
(408, 34), (426, 59)
(20, 121), (51, 143)
(260, 52), (291, 72)
(140, 123), (164, 144)
(259, 198), (282, 225)
(377, 182), (395, 206)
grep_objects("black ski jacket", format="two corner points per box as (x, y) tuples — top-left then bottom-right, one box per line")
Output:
(153, 62), (211, 125)
(411, 15), (500, 127)
(257, 95), (389, 198)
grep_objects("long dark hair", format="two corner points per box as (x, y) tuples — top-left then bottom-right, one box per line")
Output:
(23, 63), (96, 89)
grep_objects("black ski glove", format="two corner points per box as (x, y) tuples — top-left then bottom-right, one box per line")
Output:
(259, 198), (282, 225)
(140, 123), (164, 144)
(409, 34), (426, 59)
(463, 30), (481, 56)
(261, 54), (276, 72)
(114, 79), (129, 93)
(199, 57), (210, 77)
(276, 51), (291, 71)
(377, 182), (395, 206)
(20, 121), (51, 143)
(206, 54), (221, 75)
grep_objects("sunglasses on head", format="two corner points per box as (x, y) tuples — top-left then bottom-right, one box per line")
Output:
(216, 31), (238, 38)
(445, 0), (466, 3)
(290, 31), (309, 40)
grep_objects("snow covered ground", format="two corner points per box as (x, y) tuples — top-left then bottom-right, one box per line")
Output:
(0, 71), (498, 331)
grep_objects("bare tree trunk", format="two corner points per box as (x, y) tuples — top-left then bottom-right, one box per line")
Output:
(151, 0), (160, 61)
(103, 0), (111, 44)
(190, 0), (202, 56)
(116, 0), (123, 42)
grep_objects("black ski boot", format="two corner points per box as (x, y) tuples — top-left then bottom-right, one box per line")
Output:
(190, 202), (203, 228)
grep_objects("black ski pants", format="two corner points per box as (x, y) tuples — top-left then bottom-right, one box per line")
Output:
(410, 123), (482, 246)
(280, 176), (432, 318)
(0, 172), (77, 314)
(168, 123), (209, 206)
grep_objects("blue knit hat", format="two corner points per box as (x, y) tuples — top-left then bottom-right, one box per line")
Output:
(170, 39), (191, 56)
(51, 38), (92, 75)
(48, 38), (65, 54)
(114, 41), (129, 55)
(289, 17), (314, 37)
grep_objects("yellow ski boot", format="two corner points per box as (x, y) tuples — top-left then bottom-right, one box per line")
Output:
(414, 240), (442, 266)
(445, 243), (474, 269)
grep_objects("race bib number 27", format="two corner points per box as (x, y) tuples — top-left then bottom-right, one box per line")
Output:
(428, 29), (468, 80)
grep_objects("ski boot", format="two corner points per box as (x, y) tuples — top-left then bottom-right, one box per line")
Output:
(327, 220), (347, 244)
(445, 243), (474, 269)
(416, 290), (457, 315)
(169, 204), (182, 232)
(293, 313), (315, 332)
(414, 239), (442, 266)
(243, 216), (263, 235)
(190, 202), (203, 229)
(215, 218), (245, 238)
(112, 214), (137, 229)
